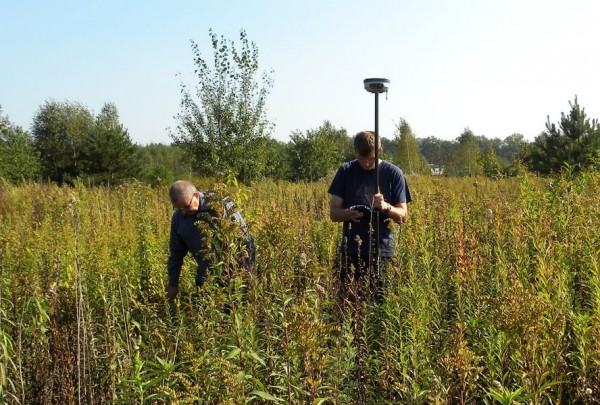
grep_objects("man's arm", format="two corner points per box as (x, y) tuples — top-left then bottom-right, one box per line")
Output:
(166, 216), (188, 300)
(387, 202), (408, 223)
(373, 193), (408, 223)
(167, 247), (184, 300)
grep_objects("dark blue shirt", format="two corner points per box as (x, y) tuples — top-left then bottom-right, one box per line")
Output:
(167, 205), (216, 287)
(167, 193), (254, 287)
(328, 160), (412, 257)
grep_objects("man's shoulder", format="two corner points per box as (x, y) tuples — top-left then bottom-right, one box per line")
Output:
(381, 161), (404, 176)
(171, 210), (184, 222)
(336, 160), (359, 173)
(199, 192), (236, 216)
(330, 160), (359, 185)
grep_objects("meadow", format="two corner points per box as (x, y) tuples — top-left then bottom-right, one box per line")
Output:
(0, 171), (598, 404)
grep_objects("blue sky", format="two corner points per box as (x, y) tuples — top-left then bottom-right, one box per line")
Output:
(2, 0), (600, 145)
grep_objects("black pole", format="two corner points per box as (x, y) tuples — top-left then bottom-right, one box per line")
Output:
(363, 78), (389, 297)
(374, 92), (380, 192)
(373, 92), (380, 271)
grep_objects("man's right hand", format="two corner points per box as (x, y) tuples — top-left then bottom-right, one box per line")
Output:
(166, 285), (179, 300)
(347, 206), (366, 222)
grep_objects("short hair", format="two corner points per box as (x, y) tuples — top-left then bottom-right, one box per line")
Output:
(169, 180), (197, 204)
(354, 131), (381, 156)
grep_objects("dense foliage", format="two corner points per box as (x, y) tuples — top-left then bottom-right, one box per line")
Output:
(0, 107), (40, 183)
(287, 121), (351, 181)
(2, 102), (598, 186)
(135, 143), (190, 187)
(0, 171), (598, 403)
(394, 119), (430, 175)
(31, 100), (141, 185)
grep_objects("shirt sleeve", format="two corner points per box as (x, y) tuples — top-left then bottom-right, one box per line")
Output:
(167, 213), (188, 287)
(327, 165), (346, 201)
(390, 167), (413, 205)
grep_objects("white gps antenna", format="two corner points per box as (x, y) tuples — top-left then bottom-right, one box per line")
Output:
(363, 78), (390, 192)
(363, 78), (390, 94)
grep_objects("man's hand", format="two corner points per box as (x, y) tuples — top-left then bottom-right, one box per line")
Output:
(373, 193), (389, 212)
(346, 206), (365, 222)
(373, 193), (409, 223)
(166, 285), (179, 300)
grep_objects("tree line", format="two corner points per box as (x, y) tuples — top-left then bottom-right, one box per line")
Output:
(2, 30), (599, 186)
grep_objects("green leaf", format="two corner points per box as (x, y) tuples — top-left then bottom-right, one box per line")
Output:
(236, 371), (250, 383)
(248, 350), (266, 366)
(249, 390), (283, 402)
(250, 377), (265, 391)
(226, 347), (241, 360)
(131, 320), (141, 331)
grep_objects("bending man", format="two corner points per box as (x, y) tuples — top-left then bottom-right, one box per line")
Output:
(167, 180), (254, 301)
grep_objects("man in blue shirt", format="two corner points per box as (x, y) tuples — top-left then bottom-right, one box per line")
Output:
(167, 180), (254, 301)
(328, 131), (412, 302)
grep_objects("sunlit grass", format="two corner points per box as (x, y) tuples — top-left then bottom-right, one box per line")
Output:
(0, 171), (598, 403)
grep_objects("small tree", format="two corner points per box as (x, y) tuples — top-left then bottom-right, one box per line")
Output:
(449, 128), (482, 176)
(499, 133), (528, 163)
(288, 121), (348, 181)
(525, 96), (600, 174)
(80, 103), (142, 185)
(393, 118), (429, 175)
(478, 146), (503, 178)
(32, 100), (94, 183)
(172, 29), (274, 183)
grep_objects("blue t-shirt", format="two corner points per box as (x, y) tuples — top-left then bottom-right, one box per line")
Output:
(167, 193), (254, 287)
(167, 205), (213, 287)
(328, 160), (412, 257)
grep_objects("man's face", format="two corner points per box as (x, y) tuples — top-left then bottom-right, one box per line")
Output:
(173, 191), (200, 214)
(356, 151), (377, 171)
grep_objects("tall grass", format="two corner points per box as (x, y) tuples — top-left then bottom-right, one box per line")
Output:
(0, 171), (598, 403)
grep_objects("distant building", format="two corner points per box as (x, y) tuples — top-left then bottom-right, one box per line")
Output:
(429, 164), (445, 176)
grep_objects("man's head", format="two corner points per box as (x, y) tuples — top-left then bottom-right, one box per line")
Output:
(354, 131), (381, 170)
(169, 180), (200, 214)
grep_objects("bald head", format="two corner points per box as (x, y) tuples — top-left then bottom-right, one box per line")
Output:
(169, 180), (197, 205)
